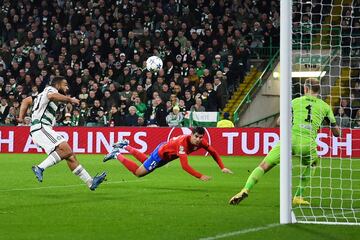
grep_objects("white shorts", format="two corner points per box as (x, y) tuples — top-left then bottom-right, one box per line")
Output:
(30, 125), (66, 155)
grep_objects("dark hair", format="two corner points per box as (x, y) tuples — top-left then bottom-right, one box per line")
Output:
(51, 76), (66, 86)
(304, 78), (320, 93)
(192, 127), (205, 135)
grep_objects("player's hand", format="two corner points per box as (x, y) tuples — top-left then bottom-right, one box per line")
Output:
(200, 175), (212, 181)
(222, 168), (233, 174)
(70, 97), (80, 105)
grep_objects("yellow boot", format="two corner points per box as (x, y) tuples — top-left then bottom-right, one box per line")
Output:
(293, 196), (310, 205)
(229, 189), (249, 205)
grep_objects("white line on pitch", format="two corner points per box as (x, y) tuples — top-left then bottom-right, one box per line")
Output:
(198, 223), (281, 240)
(199, 209), (360, 240)
(0, 179), (147, 192)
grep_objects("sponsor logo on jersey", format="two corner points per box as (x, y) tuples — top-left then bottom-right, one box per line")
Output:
(179, 146), (185, 154)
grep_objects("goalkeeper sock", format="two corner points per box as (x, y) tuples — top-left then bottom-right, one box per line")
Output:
(38, 152), (62, 170)
(244, 166), (265, 191)
(116, 154), (140, 175)
(125, 146), (148, 163)
(295, 166), (316, 197)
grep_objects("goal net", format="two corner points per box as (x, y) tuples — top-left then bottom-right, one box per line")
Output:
(290, 0), (360, 225)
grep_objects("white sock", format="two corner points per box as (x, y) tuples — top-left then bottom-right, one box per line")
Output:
(38, 152), (62, 170)
(72, 165), (93, 187)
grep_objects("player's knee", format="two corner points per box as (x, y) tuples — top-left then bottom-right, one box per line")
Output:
(57, 143), (73, 159)
(134, 168), (147, 177)
(260, 162), (272, 172)
(58, 147), (73, 159)
(134, 170), (143, 177)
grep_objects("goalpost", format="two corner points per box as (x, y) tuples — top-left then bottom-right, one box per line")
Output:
(280, 0), (293, 224)
(281, 0), (360, 225)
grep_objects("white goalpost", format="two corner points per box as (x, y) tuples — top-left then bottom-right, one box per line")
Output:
(281, 0), (360, 225)
(280, 0), (293, 224)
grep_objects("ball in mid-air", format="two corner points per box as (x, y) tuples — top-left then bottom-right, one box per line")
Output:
(146, 56), (163, 72)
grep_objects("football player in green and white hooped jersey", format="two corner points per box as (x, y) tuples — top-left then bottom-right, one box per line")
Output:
(229, 78), (341, 205)
(19, 76), (106, 190)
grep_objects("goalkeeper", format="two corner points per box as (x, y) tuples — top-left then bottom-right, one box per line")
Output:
(229, 78), (341, 205)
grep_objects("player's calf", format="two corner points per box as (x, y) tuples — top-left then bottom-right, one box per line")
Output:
(66, 155), (81, 171)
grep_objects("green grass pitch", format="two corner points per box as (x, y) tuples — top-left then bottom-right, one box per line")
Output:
(0, 154), (359, 240)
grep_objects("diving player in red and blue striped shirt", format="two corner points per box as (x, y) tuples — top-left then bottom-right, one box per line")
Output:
(103, 127), (233, 180)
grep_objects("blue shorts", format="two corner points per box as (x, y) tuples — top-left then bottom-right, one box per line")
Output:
(143, 143), (168, 172)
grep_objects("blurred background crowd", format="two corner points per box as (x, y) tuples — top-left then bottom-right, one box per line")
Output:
(0, 0), (281, 127)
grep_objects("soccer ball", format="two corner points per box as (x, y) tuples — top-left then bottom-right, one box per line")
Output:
(146, 56), (163, 72)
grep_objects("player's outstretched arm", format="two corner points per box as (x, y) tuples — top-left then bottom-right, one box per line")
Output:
(179, 155), (210, 181)
(18, 96), (33, 123)
(206, 145), (233, 174)
(326, 105), (341, 137)
(48, 93), (80, 105)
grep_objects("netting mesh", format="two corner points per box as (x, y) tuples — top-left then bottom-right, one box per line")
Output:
(291, 0), (360, 225)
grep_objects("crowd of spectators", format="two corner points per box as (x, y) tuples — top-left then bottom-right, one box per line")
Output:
(333, 0), (360, 129)
(291, 0), (360, 129)
(0, 0), (280, 127)
(335, 79), (360, 129)
(339, 0), (360, 58)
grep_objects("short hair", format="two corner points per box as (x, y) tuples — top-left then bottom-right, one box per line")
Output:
(51, 76), (66, 86)
(304, 78), (320, 93)
(129, 106), (136, 111)
(192, 127), (205, 135)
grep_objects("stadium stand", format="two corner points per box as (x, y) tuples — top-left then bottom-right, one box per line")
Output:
(0, 0), (280, 127)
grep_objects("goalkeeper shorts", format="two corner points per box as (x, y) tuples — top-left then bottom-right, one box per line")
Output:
(263, 136), (318, 166)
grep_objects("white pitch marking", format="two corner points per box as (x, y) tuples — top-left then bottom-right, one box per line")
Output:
(198, 223), (281, 240)
(200, 209), (360, 240)
(0, 211), (15, 214)
(0, 179), (147, 192)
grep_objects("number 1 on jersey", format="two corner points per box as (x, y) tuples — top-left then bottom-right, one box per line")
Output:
(305, 104), (312, 122)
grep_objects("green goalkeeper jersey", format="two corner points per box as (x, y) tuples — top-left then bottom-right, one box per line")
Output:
(292, 95), (336, 140)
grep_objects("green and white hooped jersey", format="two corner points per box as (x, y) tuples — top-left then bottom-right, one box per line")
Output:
(31, 86), (58, 130)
